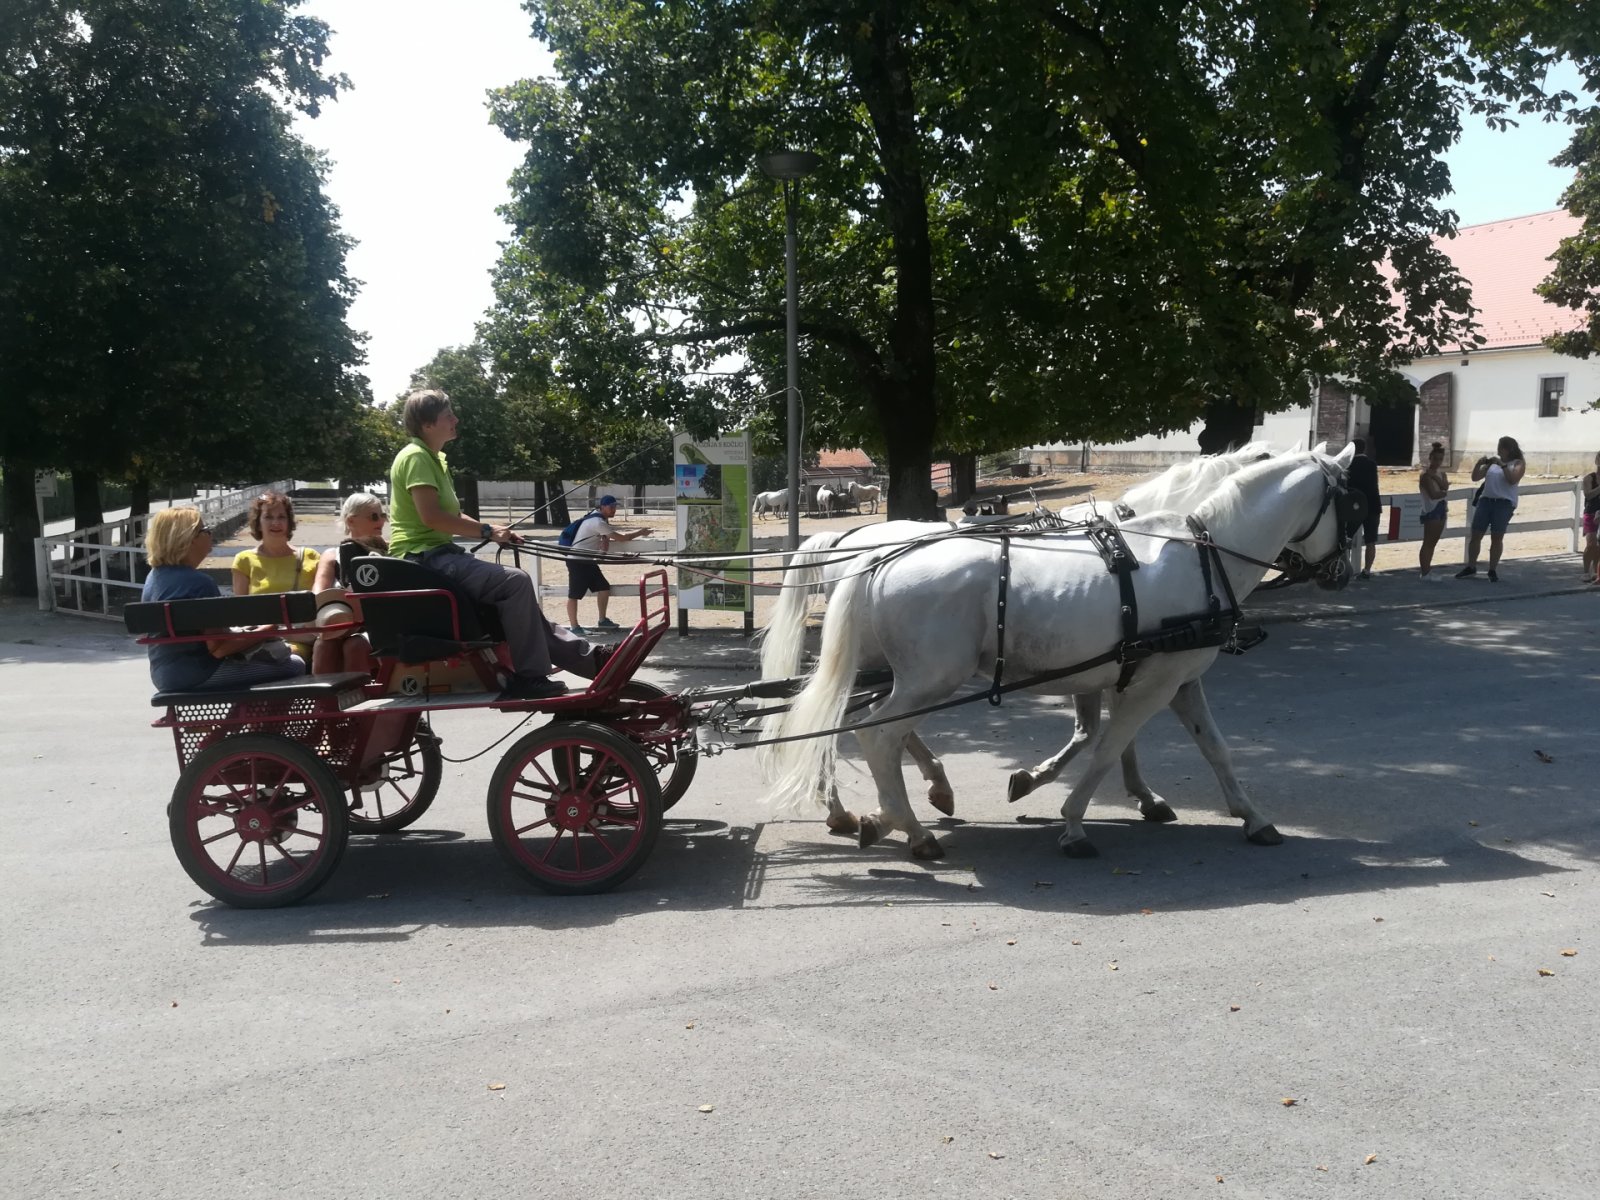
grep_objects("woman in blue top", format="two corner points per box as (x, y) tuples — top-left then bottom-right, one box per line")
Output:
(139, 507), (307, 693)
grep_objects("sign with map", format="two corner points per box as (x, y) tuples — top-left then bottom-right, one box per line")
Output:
(673, 430), (752, 612)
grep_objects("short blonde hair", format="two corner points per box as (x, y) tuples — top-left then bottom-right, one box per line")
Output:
(402, 388), (452, 436)
(145, 507), (205, 568)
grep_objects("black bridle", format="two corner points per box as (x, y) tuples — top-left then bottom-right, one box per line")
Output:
(1275, 469), (1365, 591)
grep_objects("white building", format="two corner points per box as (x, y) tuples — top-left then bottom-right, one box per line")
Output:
(1034, 209), (1600, 475)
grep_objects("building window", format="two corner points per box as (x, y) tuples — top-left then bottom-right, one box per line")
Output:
(1538, 376), (1565, 418)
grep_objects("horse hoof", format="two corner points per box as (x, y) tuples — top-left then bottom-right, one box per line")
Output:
(826, 810), (861, 836)
(859, 815), (883, 849)
(927, 789), (955, 817)
(1007, 770), (1035, 803)
(1058, 836), (1100, 859)
(1141, 801), (1178, 824)
(911, 835), (944, 861)
(1247, 823), (1283, 846)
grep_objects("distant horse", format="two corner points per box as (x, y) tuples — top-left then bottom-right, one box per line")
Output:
(814, 486), (841, 516)
(752, 490), (788, 520)
(764, 446), (1359, 860)
(846, 480), (882, 515)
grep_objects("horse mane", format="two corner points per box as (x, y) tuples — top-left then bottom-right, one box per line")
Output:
(1120, 443), (1275, 515)
(1192, 447), (1323, 531)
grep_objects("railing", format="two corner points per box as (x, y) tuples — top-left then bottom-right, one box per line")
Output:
(34, 482), (291, 620)
(1378, 481), (1583, 553)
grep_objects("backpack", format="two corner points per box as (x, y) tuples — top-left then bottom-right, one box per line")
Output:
(557, 511), (600, 547)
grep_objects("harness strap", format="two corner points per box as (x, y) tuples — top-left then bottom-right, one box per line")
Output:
(988, 534), (1011, 705)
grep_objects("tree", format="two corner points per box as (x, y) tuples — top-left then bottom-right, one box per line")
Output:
(1540, 111), (1600, 393)
(0, 0), (366, 594)
(484, 1), (1597, 518)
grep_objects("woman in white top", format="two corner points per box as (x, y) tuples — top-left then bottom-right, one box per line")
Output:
(1417, 442), (1449, 578)
(1456, 436), (1526, 582)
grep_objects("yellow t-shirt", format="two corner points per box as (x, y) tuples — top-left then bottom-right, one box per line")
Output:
(232, 547), (320, 657)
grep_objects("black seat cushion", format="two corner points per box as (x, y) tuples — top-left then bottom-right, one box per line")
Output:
(126, 591), (317, 637)
(151, 670), (370, 708)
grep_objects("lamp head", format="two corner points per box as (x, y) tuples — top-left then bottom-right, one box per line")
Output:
(758, 150), (823, 181)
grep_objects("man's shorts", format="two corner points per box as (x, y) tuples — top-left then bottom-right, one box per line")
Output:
(566, 559), (611, 599)
(1470, 496), (1515, 535)
(1361, 506), (1381, 546)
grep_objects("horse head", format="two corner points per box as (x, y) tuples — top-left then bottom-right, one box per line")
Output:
(1276, 444), (1359, 591)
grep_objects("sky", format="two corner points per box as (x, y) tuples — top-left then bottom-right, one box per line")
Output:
(292, 2), (1587, 406)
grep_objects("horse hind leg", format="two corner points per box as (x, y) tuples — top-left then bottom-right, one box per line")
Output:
(904, 732), (955, 815)
(1010, 692), (1099, 802)
(823, 782), (860, 836)
(1166, 679), (1279, 845)
(854, 725), (944, 861)
(1103, 692), (1177, 822)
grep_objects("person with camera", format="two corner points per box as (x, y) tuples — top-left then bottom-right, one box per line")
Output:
(1456, 436), (1526, 582)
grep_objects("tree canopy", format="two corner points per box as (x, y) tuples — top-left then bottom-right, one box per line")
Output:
(484, 0), (1600, 518)
(0, 0), (367, 591)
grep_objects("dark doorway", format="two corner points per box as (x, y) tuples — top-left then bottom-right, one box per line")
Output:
(1367, 403), (1415, 466)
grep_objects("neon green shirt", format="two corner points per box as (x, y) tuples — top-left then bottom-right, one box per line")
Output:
(388, 437), (460, 557)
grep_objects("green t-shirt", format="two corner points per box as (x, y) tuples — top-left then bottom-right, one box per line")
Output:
(388, 437), (460, 557)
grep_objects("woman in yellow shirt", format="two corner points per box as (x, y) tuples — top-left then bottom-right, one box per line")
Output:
(232, 490), (320, 658)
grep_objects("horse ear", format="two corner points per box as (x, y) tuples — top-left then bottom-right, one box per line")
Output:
(1333, 442), (1356, 468)
(1285, 440), (1302, 454)
(1310, 440), (1328, 457)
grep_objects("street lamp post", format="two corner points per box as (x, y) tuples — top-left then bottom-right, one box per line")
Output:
(758, 149), (821, 552)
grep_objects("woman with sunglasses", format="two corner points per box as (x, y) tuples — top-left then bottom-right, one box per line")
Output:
(139, 507), (307, 693)
(310, 491), (389, 673)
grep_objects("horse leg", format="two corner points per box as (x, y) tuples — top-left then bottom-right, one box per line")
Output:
(1166, 679), (1280, 844)
(1009, 692), (1099, 802)
(854, 724), (944, 860)
(1057, 683), (1176, 857)
(823, 781), (860, 835)
(904, 732), (955, 815)
(1102, 691), (1177, 823)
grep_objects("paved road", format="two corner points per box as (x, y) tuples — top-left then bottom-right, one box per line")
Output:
(1, 590), (1596, 1199)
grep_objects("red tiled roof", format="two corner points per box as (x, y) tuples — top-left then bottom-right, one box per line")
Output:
(1437, 209), (1584, 350)
(817, 448), (874, 470)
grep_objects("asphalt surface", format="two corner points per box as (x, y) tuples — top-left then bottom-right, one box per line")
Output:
(1, 577), (1596, 1199)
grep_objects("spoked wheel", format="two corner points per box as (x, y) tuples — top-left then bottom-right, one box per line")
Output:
(347, 728), (442, 834)
(169, 734), (349, 908)
(613, 681), (698, 811)
(487, 721), (662, 895)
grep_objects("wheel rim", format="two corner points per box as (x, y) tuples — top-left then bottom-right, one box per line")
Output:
(495, 733), (652, 884)
(350, 739), (432, 828)
(180, 748), (338, 896)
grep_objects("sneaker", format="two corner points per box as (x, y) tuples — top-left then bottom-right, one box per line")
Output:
(594, 617), (622, 630)
(569, 624), (588, 636)
(1357, 570), (1372, 580)
(1454, 566), (1477, 579)
(1487, 569), (1499, 583)
(502, 674), (569, 700)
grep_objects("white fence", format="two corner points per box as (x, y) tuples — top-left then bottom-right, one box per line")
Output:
(34, 482), (290, 620)
(1378, 481), (1582, 552)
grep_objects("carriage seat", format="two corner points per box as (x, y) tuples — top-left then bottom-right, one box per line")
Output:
(148, 671), (371, 709)
(124, 591), (319, 638)
(344, 554), (505, 664)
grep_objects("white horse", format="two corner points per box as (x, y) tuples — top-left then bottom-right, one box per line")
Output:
(846, 480), (882, 514)
(764, 445), (1356, 860)
(814, 486), (841, 516)
(758, 445), (1276, 832)
(752, 490), (788, 520)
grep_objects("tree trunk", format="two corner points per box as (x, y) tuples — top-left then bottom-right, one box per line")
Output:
(1, 458), (41, 598)
(456, 475), (481, 523)
(72, 467), (104, 531)
(630, 482), (645, 516)
(129, 477), (152, 518)
(882, 407), (938, 521)
(948, 452), (978, 505)
(1197, 400), (1258, 455)
(546, 479), (571, 527)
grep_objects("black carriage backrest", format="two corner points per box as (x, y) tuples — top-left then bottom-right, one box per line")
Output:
(336, 539), (367, 586)
(346, 555), (504, 660)
(124, 591), (317, 637)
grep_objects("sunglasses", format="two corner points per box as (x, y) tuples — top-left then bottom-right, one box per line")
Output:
(195, 523), (211, 537)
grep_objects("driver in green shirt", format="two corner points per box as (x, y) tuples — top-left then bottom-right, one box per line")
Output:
(388, 389), (601, 699)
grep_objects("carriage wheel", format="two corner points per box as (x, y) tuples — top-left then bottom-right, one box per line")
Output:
(169, 734), (349, 908)
(347, 729), (442, 834)
(487, 722), (662, 895)
(613, 681), (698, 810)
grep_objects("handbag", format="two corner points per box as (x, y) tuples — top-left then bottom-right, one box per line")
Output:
(1471, 484), (1483, 506)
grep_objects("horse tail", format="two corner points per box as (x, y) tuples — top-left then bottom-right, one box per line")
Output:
(764, 559), (871, 812)
(756, 532), (845, 779)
